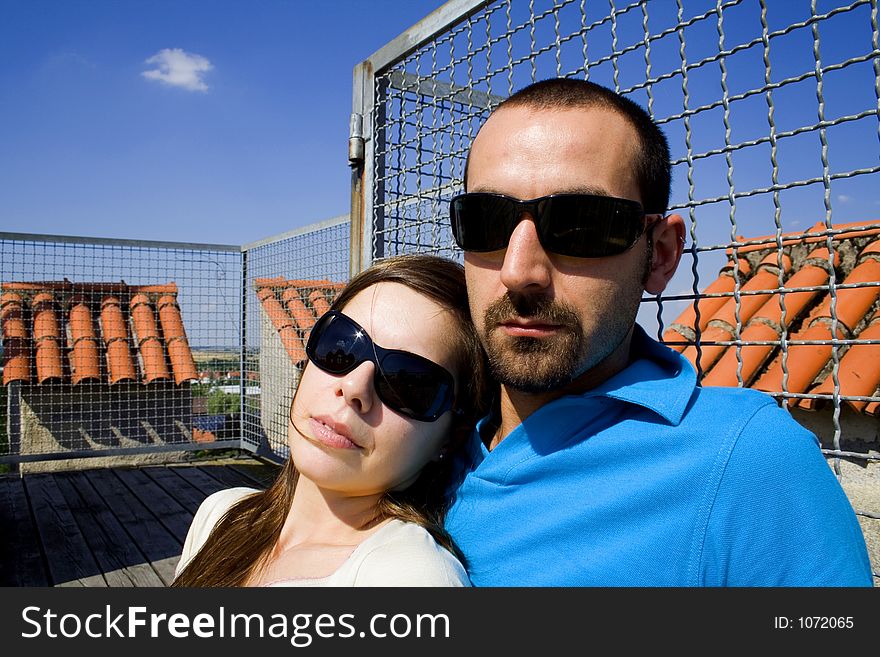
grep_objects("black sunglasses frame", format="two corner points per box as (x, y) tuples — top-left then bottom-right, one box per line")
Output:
(449, 192), (663, 258)
(303, 310), (456, 422)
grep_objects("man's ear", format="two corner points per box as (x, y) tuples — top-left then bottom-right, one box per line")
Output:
(644, 213), (686, 295)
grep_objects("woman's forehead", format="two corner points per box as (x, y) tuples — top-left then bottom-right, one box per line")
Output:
(341, 282), (455, 359)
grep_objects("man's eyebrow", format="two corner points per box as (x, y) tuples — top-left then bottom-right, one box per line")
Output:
(553, 185), (613, 197)
(466, 185), (614, 197)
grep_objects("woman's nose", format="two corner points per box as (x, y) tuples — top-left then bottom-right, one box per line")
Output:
(337, 360), (376, 415)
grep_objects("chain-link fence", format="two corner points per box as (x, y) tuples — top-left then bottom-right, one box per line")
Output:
(0, 217), (351, 468)
(350, 0), (880, 455)
(241, 216), (351, 458)
(0, 233), (242, 470)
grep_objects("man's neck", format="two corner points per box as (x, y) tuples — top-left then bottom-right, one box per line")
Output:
(490, 326), (636, 450)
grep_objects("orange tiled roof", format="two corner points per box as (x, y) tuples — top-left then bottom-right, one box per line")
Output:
(1, 281), (198, 386)
(663, 221), (880, 416)
(254, 277), (345, 365)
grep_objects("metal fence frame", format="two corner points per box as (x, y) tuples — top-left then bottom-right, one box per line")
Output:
(0, 215), (351, 464)
(348, 0), (880, 464)
(2, 1), (876, 472)
(241, 215), (351, 459)
(0, 232), (244, 465)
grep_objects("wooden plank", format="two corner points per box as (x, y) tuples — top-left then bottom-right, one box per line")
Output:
(25, 474), (106, 587)
(197, 464), (265, 490)
(165, 464), (231, 498)
(112, 468), (194, 544)
(227, 462), (281, 489)
(58, 472), (164, 587)
(0, 476), (48, 586)
(140, 466), (211, 515)
(84, 468), (181, 586)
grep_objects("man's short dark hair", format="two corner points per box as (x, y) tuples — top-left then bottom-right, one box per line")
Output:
(465, 78), (672, 215)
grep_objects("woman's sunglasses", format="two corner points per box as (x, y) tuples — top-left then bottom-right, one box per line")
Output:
(303, 310), (456, 422)
(449, 192), (662, 258)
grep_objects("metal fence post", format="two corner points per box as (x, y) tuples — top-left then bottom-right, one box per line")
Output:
(239, 246), (248, 452)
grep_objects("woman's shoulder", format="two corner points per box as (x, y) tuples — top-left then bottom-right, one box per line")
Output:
(196, 486), (260, 523)
(176, 486), (261, 577)
(348, 520), (471, 587)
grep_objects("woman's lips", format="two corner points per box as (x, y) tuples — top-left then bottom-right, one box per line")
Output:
(308, 417), (360, 450)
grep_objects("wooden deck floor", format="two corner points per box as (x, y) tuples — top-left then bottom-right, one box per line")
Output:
(0, 456), (281, 587)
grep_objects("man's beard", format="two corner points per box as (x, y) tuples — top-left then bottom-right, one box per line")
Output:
(479, 242), (652, 394)
(481, 293), (587, 393)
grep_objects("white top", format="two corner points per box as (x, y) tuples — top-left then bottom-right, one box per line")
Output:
(175, 487), (471, 587)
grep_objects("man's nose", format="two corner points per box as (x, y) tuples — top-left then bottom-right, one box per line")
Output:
(338, 360), (375, 415)
(499, 216), (553, 294)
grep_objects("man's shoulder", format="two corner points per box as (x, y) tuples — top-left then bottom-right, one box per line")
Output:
(686, 385), (822, 467)
(692, 383), (779, 406)
(688, 383), (787, 419)
(676, 384), (819, 455)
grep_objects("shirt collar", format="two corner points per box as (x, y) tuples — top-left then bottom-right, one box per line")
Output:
(473, 324), (697, 442)
(581, 324), (696, 425)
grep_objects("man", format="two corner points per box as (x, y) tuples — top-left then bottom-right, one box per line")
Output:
(444, 77), (872, 586)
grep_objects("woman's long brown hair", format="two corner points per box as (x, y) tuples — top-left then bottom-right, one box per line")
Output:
(173, 254), (489, 586)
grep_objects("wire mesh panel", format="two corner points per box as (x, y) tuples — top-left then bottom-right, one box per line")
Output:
(360, 0), (880, 458)
(0, 233), (243, 470)
(241, 217), (351, 459)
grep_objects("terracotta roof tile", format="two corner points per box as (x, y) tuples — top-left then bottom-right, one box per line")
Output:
(701, 246), (837, 388)
(1, 281), (198, 387)
(680, 253), (790, 373)
(308, 289), (332, 318)
(665, 222), (880, 415)
(255, 278), (345, 366)
(131, 292), (172, 383)
(32, 291), (64, 383)
(158, 294), (198, 385)
(753, 239), (880, 404)
(799, 311), (880, 412)
(191, 428), (217, 443)
(281, 288), (316, 332)
(68, 294), (101, 384)
(1, 292), (30, 384)
(662, 257), (751, 352)
(100, 295), (137, 384)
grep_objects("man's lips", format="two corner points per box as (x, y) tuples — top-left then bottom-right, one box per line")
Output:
(308, 417), (361, 450)
(497, 321), (563, 338)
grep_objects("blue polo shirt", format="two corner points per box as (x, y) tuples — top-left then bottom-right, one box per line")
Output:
(445, 326), (873, 586)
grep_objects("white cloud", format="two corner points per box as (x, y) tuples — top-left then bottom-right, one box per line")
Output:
(142, 48), (213, 92)
(837, 194), (852, 204)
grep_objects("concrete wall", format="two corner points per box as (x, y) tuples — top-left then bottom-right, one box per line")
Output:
(9, 381), (193, 473)
(791, 406), (879, 583)
(258, 311), (300, 457)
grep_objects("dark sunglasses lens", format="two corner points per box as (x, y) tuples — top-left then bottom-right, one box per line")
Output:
(540, 196), (645, 257)
(376, 352), (452, 421)
(451, 195), (516, 252)
(307, 313), (365, 374)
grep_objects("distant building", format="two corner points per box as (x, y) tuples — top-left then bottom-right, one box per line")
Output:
(1, 281), (200, 471)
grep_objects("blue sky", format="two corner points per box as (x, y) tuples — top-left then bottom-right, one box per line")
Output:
(0, 0), (444, 245)
(1, 0), (876, 252)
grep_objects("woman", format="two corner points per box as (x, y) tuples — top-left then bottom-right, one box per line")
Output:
(173, 254), (489, 586)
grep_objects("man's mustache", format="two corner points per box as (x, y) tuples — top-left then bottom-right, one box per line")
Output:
(483, 293), (581, 332)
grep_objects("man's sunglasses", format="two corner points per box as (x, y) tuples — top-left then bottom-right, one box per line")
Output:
(304, 310), (456, 422)
(449, 192), (662, 258)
